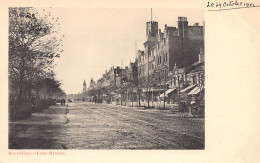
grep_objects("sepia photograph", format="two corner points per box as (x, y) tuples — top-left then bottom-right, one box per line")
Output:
(8, 7), (205, 150)
(1, 0), (260, 162)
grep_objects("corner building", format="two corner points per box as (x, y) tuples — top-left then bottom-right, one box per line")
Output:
(155, 17), (204, 75)
(138, 16), (204, 81)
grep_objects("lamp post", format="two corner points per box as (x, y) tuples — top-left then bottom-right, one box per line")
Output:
(147, 53), (150, 108)
(163, 69), (166, 110)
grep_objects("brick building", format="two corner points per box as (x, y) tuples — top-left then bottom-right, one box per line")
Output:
(135, 16), (204, 104)
(156, 17), (204, 77)
(137, 16), (204, 81)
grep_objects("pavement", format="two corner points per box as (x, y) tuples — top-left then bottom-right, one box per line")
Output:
(9, 101), (205, 149)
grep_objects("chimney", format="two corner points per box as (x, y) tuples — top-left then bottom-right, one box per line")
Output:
(178, 16), (188, 38)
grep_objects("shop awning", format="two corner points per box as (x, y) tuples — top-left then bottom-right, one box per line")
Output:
(160, 88), (176, 98)
(160, 93), (166, 98)
(180, 84), (197, 93)
(151, 88), (164, 92)
(166, 88), (176, 95)
(188, 87), (204, 95)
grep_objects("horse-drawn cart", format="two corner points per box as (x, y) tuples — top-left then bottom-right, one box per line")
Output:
(190, 98), (204, 117)
(173, 97), (204, 118)
(177, 101), (189, 117)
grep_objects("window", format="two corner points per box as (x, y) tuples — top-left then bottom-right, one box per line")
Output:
(166, 53), (167, 61)
(193, 76), (196, 84)
(164, 70), (167, 79)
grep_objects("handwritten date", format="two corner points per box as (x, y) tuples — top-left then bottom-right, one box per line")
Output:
(207, 1), (255, 9)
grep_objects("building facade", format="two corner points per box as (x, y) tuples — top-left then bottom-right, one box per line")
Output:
(84, 16), (204, 106)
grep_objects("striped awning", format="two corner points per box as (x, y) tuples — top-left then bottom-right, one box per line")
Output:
(180, 84), (197, 93)
(188, 87), (204, 95)
(151, 88), (164, 92)
(160, 88), (176, 97)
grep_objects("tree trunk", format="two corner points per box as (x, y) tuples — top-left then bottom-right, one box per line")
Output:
(163, 89), (166, 110)
(138, 92), (141, 107)
(147, 89), (150, 108)
(18, 75), (24, 103)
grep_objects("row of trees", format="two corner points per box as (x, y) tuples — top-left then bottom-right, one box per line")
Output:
(83, 68), (167, 107)
(122, 65), (204, 108)
(82, 63), (204, 109)
(9, 7), (65, 103)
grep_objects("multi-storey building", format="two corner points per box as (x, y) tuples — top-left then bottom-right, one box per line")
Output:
(155, 17), (204, 79)
(135, 16), (204, 103)
(167, 48), (205, 101)
(85, 16), (204, 105)
(138, 21), (158, 79)
(137, 16), (204, 80)
(128, 60), (138, 85)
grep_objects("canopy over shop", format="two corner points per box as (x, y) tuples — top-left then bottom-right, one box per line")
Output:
(188, 86), (204, 96)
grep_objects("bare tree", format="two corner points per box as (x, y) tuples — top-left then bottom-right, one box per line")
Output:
(138, 70), (161, 108)
(9, 7), (64, 102)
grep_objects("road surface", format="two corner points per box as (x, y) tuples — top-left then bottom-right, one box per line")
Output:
(9, 102), (204, 149)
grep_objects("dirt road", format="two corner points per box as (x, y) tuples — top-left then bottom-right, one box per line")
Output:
(9, 102), (204, 149)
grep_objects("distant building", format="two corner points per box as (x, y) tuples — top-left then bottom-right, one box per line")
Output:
(88, 78), (96, 90)
(128, 60), (138, 86)
(83, 80), (87, 92)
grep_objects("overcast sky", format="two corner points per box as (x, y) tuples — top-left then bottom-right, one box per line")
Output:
(50, 8), (204, 94)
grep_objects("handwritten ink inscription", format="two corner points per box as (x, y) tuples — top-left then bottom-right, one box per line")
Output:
(207, 1), (256, 10)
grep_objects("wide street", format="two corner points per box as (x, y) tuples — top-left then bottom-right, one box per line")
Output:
(9, 102), (204, 149)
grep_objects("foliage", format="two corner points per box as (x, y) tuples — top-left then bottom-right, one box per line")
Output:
(138, 69), (164, 92)
(9, 7), (64, 102)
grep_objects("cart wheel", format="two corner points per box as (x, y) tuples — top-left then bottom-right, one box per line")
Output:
(191, 104), (199, 118)
(184, 110), (189, 117)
